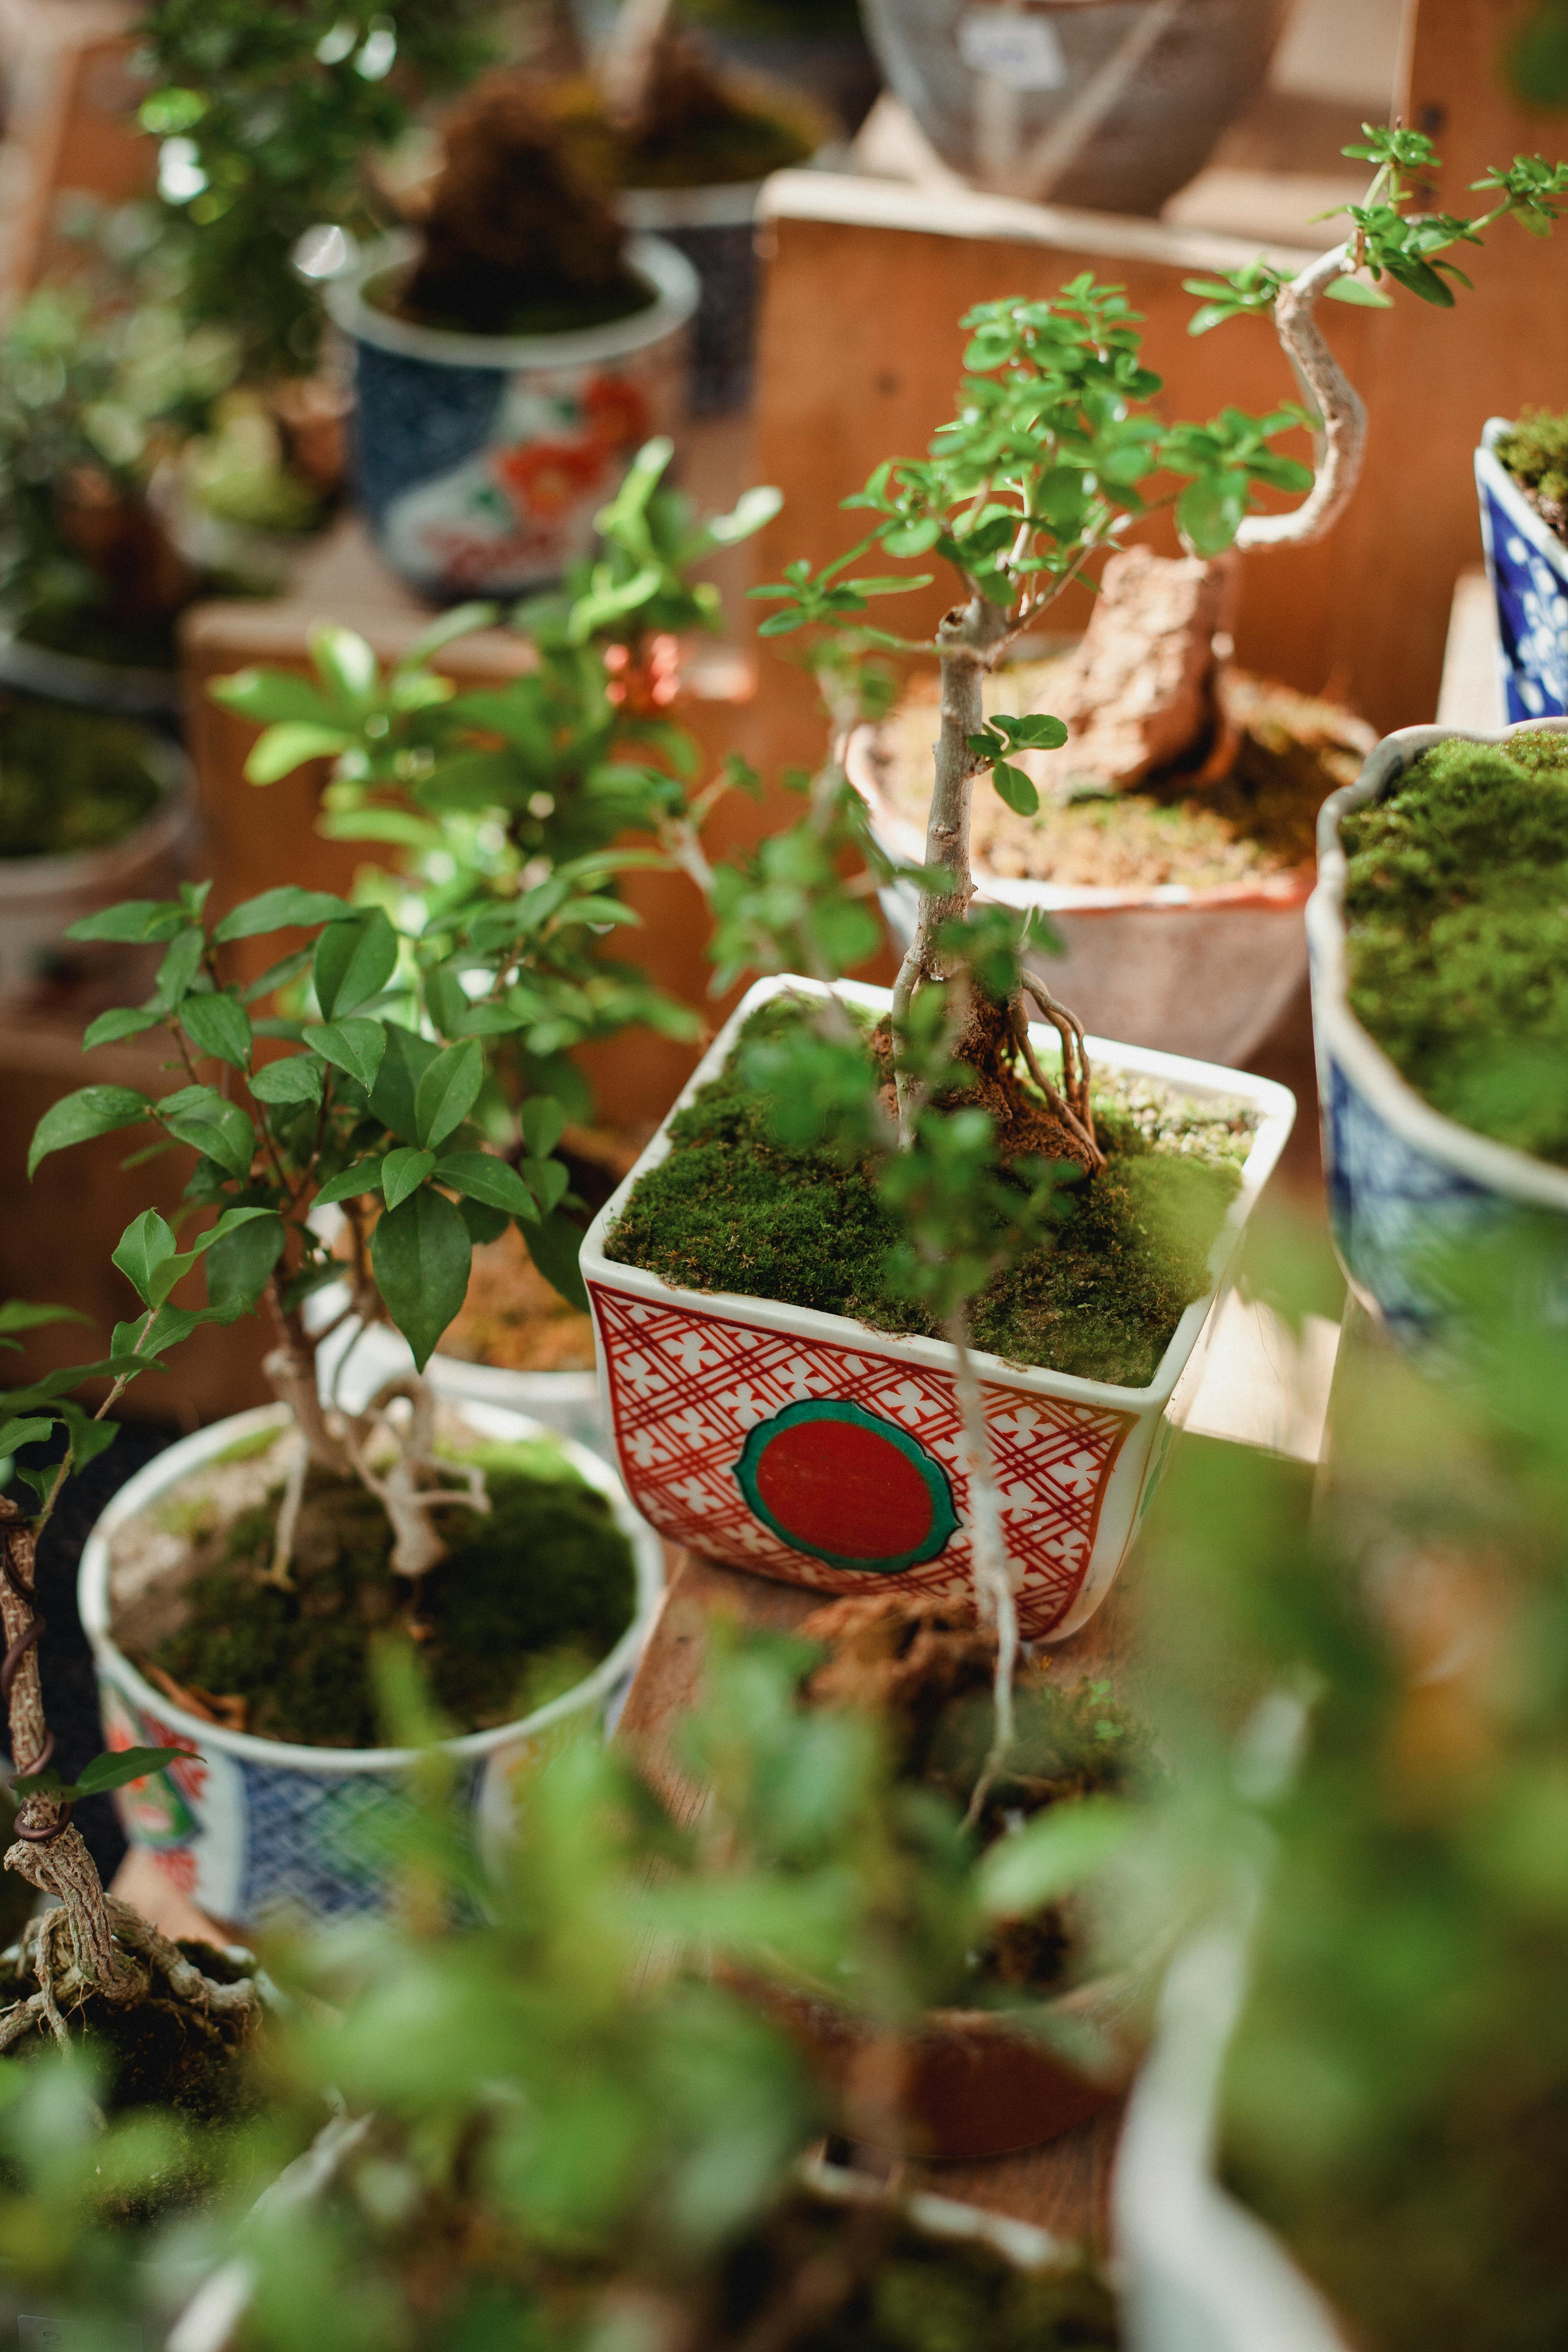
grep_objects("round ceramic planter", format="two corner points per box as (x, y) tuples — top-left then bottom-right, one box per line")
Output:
(0, 732), (193, 998)
(846, 721), (1367, 1068)
(1306, 717), (1568, 1347)
(859, 0), (1287, 214)
(325, 231), (699, 599)
(581, 974), (1294, 1643)
(79, 1401), (665, 1929)
(0, 628), (181, 720)
(1475, 418), (1568, 725)
(308, 1285), (603, 1456)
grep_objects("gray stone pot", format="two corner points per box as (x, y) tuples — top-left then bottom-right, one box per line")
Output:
(860, 0), (1288, 214)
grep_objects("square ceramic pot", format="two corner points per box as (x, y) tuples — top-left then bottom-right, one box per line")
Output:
(581, 977), (1293, 1641)
(1476, 420), (1568, 724)
(1307, 717), (1568, 1346)
(79, 1402), (664, 1927)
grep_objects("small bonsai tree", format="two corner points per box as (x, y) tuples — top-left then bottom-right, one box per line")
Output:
(750, 127), (1568, 1158)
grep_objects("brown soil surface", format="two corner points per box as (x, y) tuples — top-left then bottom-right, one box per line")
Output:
(442, 1223), (597, 1373)
(871, 659), (1371, 891)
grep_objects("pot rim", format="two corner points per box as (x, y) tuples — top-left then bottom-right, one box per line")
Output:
(0, 626), (182, 717)
(580, 972), (1295, 1410)
(0, 731), (192, 899)
(78, 1399), (664, 1773)
(845, 718), (1362, 915)
(325, 230), (701, 374)
(1477, 416), (1568, 580)
(1307, 715), (1568, 1215)
(307, 1288), (601, 1408)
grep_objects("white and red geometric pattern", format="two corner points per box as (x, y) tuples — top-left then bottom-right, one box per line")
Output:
(590, 1283), (1134, 1637)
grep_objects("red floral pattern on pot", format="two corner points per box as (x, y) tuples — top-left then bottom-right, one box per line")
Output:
(588, 1286), (1133, 1636)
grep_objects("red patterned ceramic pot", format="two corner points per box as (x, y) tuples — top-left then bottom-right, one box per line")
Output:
(581, 977), (1294, 1640)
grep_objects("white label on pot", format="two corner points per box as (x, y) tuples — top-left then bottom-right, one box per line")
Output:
(958, 8), (1068, 90)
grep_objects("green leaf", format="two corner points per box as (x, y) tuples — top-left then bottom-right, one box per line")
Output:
(1384, 254), (1456, 306)
(82, 1004), (164, 1050)
(371, 1188), (472, 1371)
(436, 1151), (539, 1223)
(315, 1158), (386, 1207)
(74, 1746), (193, 1798)
(152, 928), (205, 1014)
(1000, 712), (1069, 751)
(991, 762), (1040, 817)
(302, 1017), (386, 1094)
(204, 1211), (285, 1323)
(0, 1417), (53, 1457)
(523, 1210), (590, 1317)
(244, 721), (355, 785)
(397, 601), (497, 668)
(112, 1211), (179, 1307)
(1324, 275), (1395, 307)
(977, 1798), (1131, 1917)
(882, 517), (942, 556)
(29, 1086), (151, 1176)
(455, 1196), (508, 1246)
(521, 1097), (567, 1162)
(524, 1157), (570, 1215)
(369, 1024), (441, 1145)
(382, 1146), (437, 1211)
(249, 1052), (326, 1105)
(213, 887), (354, 943)
(157, 1088), (257, 1179)
(209, 667), (340, 725)
(64, 899), (186, 944)
(180, 991), (252, 1071)
(0, 1302), (90, 1335)
(314, 910), (399, 1021)
(413, 1040), (484, 1150)
(1177, 471), (1251, 557)
(311, 624), (379, 707)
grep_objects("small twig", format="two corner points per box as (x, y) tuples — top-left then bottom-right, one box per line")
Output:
(945, 1313), (1019, 1834)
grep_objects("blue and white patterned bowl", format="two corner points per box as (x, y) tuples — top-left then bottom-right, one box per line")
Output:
(1307, 717), (1568, 1346)
(325, 230), (698, 598)
(1475, 420), (1568, 724)
(79, 1402), (664, 1931)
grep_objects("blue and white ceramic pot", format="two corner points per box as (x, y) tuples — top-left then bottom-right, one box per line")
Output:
(325, 231), (699, 598)
(79, 1401), (664, 1930)
(1307, 717), (1568, 1347)
(1475, 419), (1568, 724)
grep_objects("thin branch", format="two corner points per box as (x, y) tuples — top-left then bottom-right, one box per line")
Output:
(1232, 240), (1367, 553)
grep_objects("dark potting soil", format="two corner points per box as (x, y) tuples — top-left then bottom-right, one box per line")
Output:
(13, 606), (181, 671)
(607, 995), (1250, 1389)
(717, 2190), (1119, 2351)
(550, 75), (819, 189)
(1342, 730), (1568, 1166)
(0, 694), (162, 858)
(802, 1593), (1152, 1994)
(1495, 407), (1568, 543)
(372, 263), (656, 341)
(142, 1444), (637, 1749)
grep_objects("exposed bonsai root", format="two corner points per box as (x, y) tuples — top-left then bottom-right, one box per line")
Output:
(0, 1895), (260, 2059)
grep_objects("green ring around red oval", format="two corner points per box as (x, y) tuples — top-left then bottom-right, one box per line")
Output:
(733, 1399), (959, 1574)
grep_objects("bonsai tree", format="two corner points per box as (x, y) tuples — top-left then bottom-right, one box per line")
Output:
(749, 127), (1568, 1140)
(137, 0), (497, 379)
(0, 1304), (262, 2061)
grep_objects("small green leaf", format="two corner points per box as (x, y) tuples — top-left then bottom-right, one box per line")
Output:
(244, 722), (355, 785)
(75, 1745), (193, 1798)
(213, 887), (354, 943)
(180, 992), (253, 1071)
(436, 1151), (539, 1223)
(991, 762), (1040, 817)
(521, 1097), (567, 1162)
(369, 1023), (441, 1145)
(29, 1087), (151, 1176)
(210, 668), (339, 725)
(314, 910), (399, 1020)
(413, 1040), (484, 1150)
(204, 1211), (285, 1323)
(249, 1053), (326, 1105)
(382, 1147), (437, 1212)
(112, 1211), (179, 1306)
(0, 1417), (53, 1457)
(371, 1188), (472, 1371)
(65, 899), (186, 944)
(522, 1210), (590, 1316)
(82, 1003), (164, 1050)
(302, 1017), (386, 1094)
(152, 929), (205, 1013)
(157, 1088), (257, 1179)
(315, 1158), (386, 1207)
(1324, 275), (1394, 307)
(311, 624), (379, 707)
(978, 1799), (1131, 1916)
(0, 1302), (90, 1334)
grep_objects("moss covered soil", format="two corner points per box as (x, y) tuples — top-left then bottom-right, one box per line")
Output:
(143, 1440), (636, 1749)
(606, 996), (1251, 1389)
(550, 74), (818, 189)
(0, 694), (162, 858)
(1343, 729), (1568, 1166)
(1496, 407), (1568, 543)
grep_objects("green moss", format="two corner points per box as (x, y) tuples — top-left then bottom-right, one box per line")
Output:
(0, 695), (161, 859)
(1496, 407), (1568, 540)
(146, 1445), (637, 1748)
(606, 998), (1248, 1388)
(1342, 730), (1568, 1164)
(551, 77), (818, 189)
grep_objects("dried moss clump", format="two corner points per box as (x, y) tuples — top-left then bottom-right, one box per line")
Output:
(1343, 730), (1568, 1165)
(146, 1449), (636, 1748)
(0, 697), (160, 858)
(397, 78), (652, 337)
(607, 996), (1249, 1388)
(1496, 406), (1568, 542)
